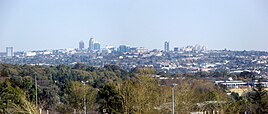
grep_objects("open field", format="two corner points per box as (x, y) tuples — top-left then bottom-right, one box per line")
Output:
(229, 88), (268, 96)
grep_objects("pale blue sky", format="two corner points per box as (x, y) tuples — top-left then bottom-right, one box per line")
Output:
(1, 0), (268, 51)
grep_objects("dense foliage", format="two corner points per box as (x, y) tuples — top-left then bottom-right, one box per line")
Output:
(0, 63), (267, 113)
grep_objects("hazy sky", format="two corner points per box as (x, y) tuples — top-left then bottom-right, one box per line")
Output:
(1, 0), (268, 51)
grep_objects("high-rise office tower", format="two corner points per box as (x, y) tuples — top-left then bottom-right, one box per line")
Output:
(164, 41), (169, 52)
(89, 38), (94, 51)
(93, 42), (101, 51)
(118, 45), (130, 53)
(79, 40), (84, 50)
(6, 47), (14, 57)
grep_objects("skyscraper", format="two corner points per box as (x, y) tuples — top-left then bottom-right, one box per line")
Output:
(79, 40), (84, 50)
(164, 41), (169, 52)
(118, 45), (130, 53)
(89, 38), (94, 51)
(93, 42), (101, 51)
(6, 47), (14, 57)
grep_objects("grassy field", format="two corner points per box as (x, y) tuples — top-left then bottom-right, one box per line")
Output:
(229, 88), (268, 96)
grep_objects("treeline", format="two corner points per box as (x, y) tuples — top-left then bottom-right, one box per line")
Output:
(0, 63), (268, 113)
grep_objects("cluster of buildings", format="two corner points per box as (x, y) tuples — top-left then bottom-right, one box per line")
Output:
(2, 41), (268, 93)
(1, 38), (208, 59)
(0, 47), (14, 58)
(164, 41), (206, 53)
(79, 38), (101, 51)
(77, 38), (150, 54)
(215, 77), (268, 89)
(2, 39), (268, 80)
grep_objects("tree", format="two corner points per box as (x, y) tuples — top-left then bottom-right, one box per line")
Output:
(225, 83), (268, 114)
(121, 76), (161, 114)
(0, 80), (37, 114)
(97, 83), (124, 114)
(174, 81), (197, 113)
(249, 83), (268, 113)
(66, 81), (86, 112)
(40, 84), (60, 110)
(65, 81), (97, 113)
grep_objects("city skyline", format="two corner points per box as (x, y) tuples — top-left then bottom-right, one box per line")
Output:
(1, 0), (268, 51)
(1, 38), (208, 53)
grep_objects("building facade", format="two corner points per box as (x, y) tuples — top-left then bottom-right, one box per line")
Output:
(89, 38), (94, 51)
(118, 45), (130, 53)
(93, 42), (101, 51)
(79, 40), (84, 50)
(164, 41), (169, 52)
(174, 47), (179, 52)
(6, 47), (14, 57)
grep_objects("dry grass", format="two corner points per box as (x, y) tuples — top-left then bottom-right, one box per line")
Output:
(229, 88), (268, 96)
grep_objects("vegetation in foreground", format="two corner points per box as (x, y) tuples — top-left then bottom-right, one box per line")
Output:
(0, 63), (268, 114)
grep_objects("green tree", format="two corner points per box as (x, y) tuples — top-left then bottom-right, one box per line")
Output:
(121, 76), (160, 114)
(0, 80), (37, 114)
(65, 81), (97, 113)
(97, 83), (124, 114)
(249, 83), (268, 113)
(40, 84), (60, 110)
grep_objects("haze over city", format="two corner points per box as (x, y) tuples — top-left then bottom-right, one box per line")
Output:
(1, 0), (268, 51)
